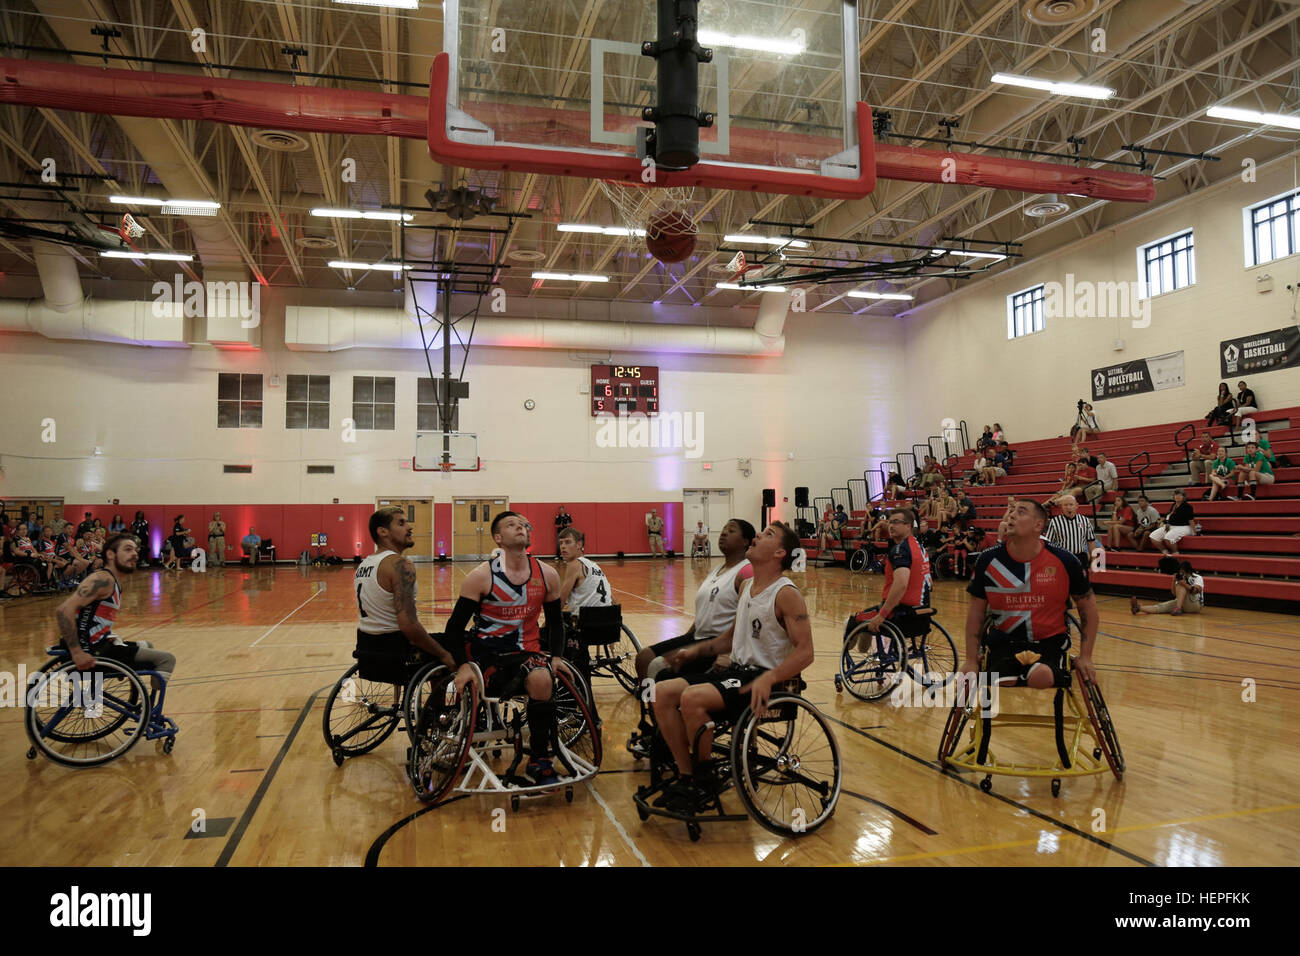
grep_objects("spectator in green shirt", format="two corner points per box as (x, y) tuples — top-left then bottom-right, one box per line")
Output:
(1232, 442), (1273, 501)
(1204, 446), (1237, 502)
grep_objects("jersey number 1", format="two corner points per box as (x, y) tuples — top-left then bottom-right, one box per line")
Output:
(357, 581), (367, 617)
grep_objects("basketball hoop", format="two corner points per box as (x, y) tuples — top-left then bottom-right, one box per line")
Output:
(119, 213), (145, 242)
(595, 179), (698, 263)
(438, 462), (454, 473)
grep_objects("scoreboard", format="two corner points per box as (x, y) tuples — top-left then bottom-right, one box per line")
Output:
(591, 364), (659, 416)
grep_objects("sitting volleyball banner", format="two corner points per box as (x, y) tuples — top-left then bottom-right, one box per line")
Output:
(1220, 326), (1300, 377)
(1090, 350), (1185, 402)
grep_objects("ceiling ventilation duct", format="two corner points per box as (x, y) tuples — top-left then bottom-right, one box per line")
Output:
(1023, 0), (1101, 26)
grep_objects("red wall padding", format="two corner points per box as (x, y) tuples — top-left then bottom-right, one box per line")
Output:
(60, 501), (684, 558)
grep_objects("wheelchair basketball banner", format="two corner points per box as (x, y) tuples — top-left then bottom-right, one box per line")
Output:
(1220, 326), (1300, 377)
(1090, 350), (1185, 402)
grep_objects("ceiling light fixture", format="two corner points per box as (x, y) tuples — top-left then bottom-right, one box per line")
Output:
(932, 248), (1007, 261)
(557, 224), (646, 237)
(716, 282), (789, 293)
(697, 30), (805, 56)
(991, 72), (1114, 100)
(723, 234), (810, 249)
(847, 290), (913, 301)
(312, 207), (414, 222)
(1206, 105), (1300, 131)
(328, 260), (413, 270)
(100, 250), (194, 261)
(332, 0), (419, 9)
(109, 195), (221, 215)
(532, 272), (609, 282)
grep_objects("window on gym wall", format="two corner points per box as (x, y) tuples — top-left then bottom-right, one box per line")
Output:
(352, 376), (396, 430)
(1138, 229), (1196, 297)
(1245, 188), (1299, 266)
(417, 378), (459, 431)
(1007, 284), (1045, 339)
(286, 374), (330, 429)
(217, 373), (263, 428)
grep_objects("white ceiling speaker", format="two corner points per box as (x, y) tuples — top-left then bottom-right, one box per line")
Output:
(507, 249), (545, 261)
(1024, 194), (1071, 218)
(1023, 0), (1100, 26)
(296, 235), (336, 249)
(251, 129), (311, 152)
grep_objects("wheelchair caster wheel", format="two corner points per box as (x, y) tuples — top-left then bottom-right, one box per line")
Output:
(1093, 747), (1103, 760)
(565, 786), (574, 804)
(1051, 778), (1061, 797)
(687, 823), (702, 842)
(162, 737), (175, 755)
(510, 795), (520, 812)
(979, 775), (992, 793)
(636, 804), (650, 822)
(493, 749), (502, 758)
(26, 747), (36, 760)
(833, 676), (842, 694)
(331, 748), (345, 767)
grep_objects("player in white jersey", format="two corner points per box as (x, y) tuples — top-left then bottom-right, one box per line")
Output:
(651, 521), (814, 810)
(557, 527), (611, 610)
(634, 518), (756, 682)
(354, 506), (456, 669)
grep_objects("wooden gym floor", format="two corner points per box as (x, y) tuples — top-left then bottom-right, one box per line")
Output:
(1, 557), (1296, 867)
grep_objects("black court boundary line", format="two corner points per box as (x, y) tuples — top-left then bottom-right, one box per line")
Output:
(364, 794), (472, 867)
(215, 684), (327, 867)
(822, 714), (1157, 867)
(841, 789), (938, 835)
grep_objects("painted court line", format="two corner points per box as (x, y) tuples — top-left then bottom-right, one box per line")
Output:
(249, 586), (327, 647)
(587, 783), (652, 867)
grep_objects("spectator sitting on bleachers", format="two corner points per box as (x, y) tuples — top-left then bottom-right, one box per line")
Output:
(1087, 451), (1119, 503)
(935, 487), (958, 529)
(1070, 401), (1100, 443)
(1131, 495), (1161, 550)
(954, 485), (977, 530)
(1188, 430), (1219, 488)
(1232, 441), (1274, 501)
(1205, 382), (1237, 428)
(976, 452), (1006, 486)
(917, 455), (942, 490)
(1104, 492), (1138, 551)
(994, 441), (1013, 469)
(1131, 559), (1204, 617)
(1147, 489), (1195, 555)
(1234, 381), (1258, 425)
(833, 504), (849, 536)
(1047, 462), (1086, 507)
(1204, 446), (1237, 502)
(977, 425), (995, 450)
(884, 472), (906, 502)
(818, 505), (837, 553)
(917, 519), (944, 561)
(992, 423), (1006, 443)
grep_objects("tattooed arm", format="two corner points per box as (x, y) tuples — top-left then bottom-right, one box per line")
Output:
(391, 555), (455, 668)
(55, 571), (113, 670)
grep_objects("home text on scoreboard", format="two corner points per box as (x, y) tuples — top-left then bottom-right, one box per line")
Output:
(591, 365), (660, 416)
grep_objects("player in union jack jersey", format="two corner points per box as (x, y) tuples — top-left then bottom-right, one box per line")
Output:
(963, 499), (1098, 691)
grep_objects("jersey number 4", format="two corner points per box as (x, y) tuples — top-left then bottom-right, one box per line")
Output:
(596, 580), (607, 602)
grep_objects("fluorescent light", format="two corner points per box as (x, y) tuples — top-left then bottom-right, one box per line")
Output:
(932, 248), (1007, 262)
(312, 207), (413, 222)
(332, 0), (419, 9)
(532, 272), (609, 282)
(100, 250), (194, 261)
(558, 223), (646, 237)
(723, 234), (810, 249)
(847, 290), (913, 301)
(716, 282), (788, 293)
(108, 195), (221, 214)
(1207, 105), (1300, 131)
(991, 73), (1114, 100)
(328, 260), (413, 270)
(698, 29), (804, 56)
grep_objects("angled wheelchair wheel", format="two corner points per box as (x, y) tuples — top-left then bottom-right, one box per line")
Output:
(408, 673), (475, 803)
(403, 661), (452, 740)
(904, 620), (958, 690)
(937, 698), (971, 767)
(321, 663), (402, 759)
(1078, 670), (1125, 780)
(839, 623), (906, 702)
(25, 659), (149, 767)
(731, 696), (841, 837)
(553, 667), (603, 771)
(11, 564), (40, 595)
(590, 625), (641, 695)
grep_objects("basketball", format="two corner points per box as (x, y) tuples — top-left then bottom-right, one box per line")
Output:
(645, 209), (697, 263)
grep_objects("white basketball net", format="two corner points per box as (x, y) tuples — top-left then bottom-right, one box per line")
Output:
(595, 180), (698, 242)
(121, 214), (145, 240)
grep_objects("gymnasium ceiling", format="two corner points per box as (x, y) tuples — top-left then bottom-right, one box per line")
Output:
(1, 0), (1298, 319)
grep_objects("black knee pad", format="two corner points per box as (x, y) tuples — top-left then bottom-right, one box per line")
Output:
(526, 698), (557, 757)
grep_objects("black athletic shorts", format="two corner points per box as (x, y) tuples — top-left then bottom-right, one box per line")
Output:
(679, 664), (766, 723)
(650, 633), (716, 679)
(983, 634), (1071, 687)
(475, 650), (553, 698)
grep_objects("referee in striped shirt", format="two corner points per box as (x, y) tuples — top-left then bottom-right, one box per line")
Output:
(1045, 494), (1097, 572)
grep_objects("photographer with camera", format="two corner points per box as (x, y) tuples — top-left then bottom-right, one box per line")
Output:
(1130, 557), (1204, 616)
(1070, 399), (1100, 443)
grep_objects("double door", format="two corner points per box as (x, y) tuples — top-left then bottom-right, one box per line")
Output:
(682, 489), (734, 546)
(453, 497), (509, 560)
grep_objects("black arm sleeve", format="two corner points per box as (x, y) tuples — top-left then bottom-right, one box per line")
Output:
(444, 596), (480, 666)
(544, 598), (565, 656)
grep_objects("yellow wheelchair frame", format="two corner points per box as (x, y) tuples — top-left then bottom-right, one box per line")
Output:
(937, 630), (1124, 798)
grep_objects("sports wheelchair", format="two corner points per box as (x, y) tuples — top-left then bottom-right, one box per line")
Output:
(690, 536), (711, 559)
(936, 613), (1124, 797)
(836, 604), (958, 702)
(563, 604), (642, 695)
(632, 679), (841, 842)
(25, 644), (178, 767)
(406, 659), (601, 810)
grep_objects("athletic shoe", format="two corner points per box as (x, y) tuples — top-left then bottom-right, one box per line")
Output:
(522, 757), (559, 787)
(1129, 596), (1140, 616)
(1243, 493), (1255, 501)
(1225, 496), (1238, 501)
